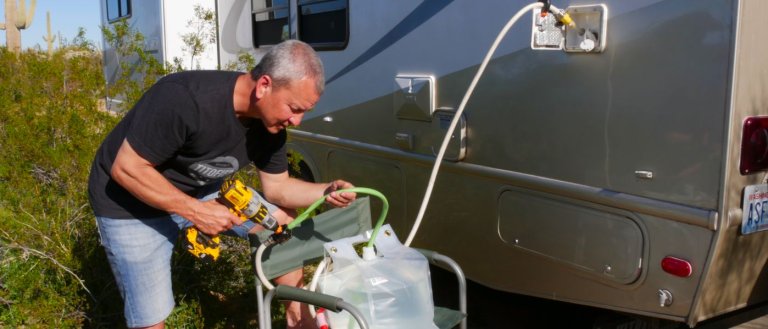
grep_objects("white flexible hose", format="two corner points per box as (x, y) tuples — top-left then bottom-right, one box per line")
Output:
(307, 258), (328, 318)
(257, 242), (328, 290)
(308, 259), (327, 293)
(256, 242), (324, 318)
(255, 243), (275, 290)
(404, 2), (547, 247)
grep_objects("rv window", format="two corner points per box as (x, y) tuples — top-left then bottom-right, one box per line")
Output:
(298, 0), (348, 50)
(252, 0), (290, 47)
(105, 0), (131, 22)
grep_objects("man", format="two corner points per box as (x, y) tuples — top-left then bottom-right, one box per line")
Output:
(88, 40), (355, 329)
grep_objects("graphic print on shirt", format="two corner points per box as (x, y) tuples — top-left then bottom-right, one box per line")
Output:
(188, 156), (239, 185)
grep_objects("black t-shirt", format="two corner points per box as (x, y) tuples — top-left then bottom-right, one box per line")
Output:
(88, 71), (288, 219)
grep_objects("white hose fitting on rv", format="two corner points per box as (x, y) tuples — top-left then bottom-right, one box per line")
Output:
(405, 2), (563, 246)
(549, 6), (576, 28)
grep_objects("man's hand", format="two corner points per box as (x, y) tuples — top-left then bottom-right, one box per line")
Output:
(187, 199), (243, 236)
(324, 180), (356, 208)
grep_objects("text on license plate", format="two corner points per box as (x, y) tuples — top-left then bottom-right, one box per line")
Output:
(742, 184), (768, 235)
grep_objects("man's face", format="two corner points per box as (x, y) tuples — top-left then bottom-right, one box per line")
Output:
(258, 77), (320, 134)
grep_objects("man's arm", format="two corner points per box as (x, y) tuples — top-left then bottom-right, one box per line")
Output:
(258, 170), (356, 209)
(111, 139), (241, 235)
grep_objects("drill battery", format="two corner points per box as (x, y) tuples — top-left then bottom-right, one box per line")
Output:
(182, 226), (221, 262)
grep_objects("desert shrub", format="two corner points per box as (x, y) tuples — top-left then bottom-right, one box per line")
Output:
(0, 45), (117, 327)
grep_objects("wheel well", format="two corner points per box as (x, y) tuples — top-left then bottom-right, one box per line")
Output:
(289, 159), (315, 183)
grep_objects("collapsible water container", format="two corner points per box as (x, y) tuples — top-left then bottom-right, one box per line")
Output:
(320, 224), (437, 329)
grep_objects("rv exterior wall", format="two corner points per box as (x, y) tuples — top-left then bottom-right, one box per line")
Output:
(216, 0), (268, 69)
(210, 0), (768, 326)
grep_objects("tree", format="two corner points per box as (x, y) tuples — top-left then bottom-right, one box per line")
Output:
(100, 20), (167, 110)
(179, 4), (216, 70)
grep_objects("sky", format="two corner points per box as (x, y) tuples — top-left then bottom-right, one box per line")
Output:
(0, 0), (102, 50)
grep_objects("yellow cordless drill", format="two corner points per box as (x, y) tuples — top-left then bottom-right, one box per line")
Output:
(182, 178), (283, 262)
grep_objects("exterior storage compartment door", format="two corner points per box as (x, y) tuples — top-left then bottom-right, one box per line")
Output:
(498, 188), (644, 285)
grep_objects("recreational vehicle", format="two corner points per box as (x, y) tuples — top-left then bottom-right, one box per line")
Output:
(216, 0), (768, 327)
(99, 0), (768, 326)
(99, 0), (218, 108)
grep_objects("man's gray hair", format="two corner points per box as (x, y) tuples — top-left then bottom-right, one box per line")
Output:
(250, 40), (325, 94)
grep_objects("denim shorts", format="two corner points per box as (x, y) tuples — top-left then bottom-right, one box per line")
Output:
(95, 191), (257, 327)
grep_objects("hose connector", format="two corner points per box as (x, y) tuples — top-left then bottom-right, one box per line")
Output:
(263, 224), (292, 247)
(538, 0), (552, 13)
(548, 5), (576, 29)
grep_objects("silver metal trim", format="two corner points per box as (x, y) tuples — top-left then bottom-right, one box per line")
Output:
(291, 130), (717, 230)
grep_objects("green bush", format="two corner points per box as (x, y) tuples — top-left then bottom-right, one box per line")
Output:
(0, 35), (291, 329)
(100, 20), (169, 111)
(0, 45), (117, 327)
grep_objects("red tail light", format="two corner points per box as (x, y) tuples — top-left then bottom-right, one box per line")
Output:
(740, 117), (768, 175)
(661, 256), (692, 278)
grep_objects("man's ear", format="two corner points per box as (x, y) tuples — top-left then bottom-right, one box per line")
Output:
(255, 75), (272, 99)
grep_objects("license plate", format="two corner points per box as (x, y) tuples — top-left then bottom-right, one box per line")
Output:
(742, 184), (768, 235)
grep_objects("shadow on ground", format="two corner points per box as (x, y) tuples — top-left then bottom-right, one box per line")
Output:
(429, 265), (687, 329)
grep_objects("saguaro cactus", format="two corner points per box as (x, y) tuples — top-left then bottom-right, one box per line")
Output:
(1, 0), (37, 53)
(42, 11), (54, 56)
